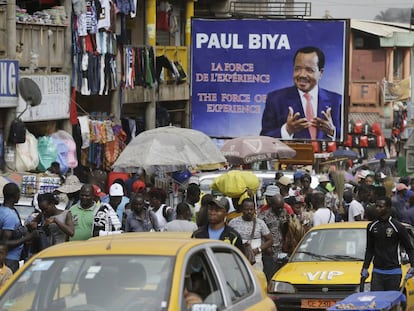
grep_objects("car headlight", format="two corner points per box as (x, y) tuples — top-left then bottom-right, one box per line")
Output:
(268, 281), (296, 293)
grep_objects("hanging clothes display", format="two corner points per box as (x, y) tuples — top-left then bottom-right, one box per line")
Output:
(123, 46), (156, 89)
(79, 118), (127, 171)
(72, 0), (124, 96)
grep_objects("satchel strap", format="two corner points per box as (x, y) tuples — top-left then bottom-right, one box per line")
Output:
(250, 218), (256, 240)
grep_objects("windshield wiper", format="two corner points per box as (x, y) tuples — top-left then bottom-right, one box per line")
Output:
(326, 254), (363, 261)
(295, 251), (336, 260)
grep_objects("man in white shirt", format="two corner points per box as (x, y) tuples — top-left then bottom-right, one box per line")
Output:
(165, 203), (197, 232)
(348, 186), (366, 222)
(312, 191), (335, 226)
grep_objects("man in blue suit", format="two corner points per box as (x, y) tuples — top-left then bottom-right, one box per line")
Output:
(260, 46), (342, 140)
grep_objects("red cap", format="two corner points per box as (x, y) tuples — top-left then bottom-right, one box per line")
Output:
(132, 180), (146, 193)
(93, 185), (106, 197)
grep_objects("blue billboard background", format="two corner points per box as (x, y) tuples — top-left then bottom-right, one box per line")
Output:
(191, 19), (347, 139)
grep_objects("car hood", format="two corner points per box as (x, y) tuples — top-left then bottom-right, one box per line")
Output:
(273, 261), (365, 284)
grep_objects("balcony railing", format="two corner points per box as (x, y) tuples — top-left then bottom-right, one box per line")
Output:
(229, 1), (311, 18)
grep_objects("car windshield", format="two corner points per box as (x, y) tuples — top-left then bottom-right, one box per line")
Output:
(290, 228), (366, 262)
(0, 255), (174, 311)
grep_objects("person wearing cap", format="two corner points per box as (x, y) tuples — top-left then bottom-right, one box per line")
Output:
(228, 198), (273, 271)
(192, 196), (244, 254)
(55, 175), (83, 210)
(374, 172), (386, 187)
(361, 196), (414, 292)
(69, 184), (99, 241)
(359, 171), (375, 186)
(132, 180), (146, 194)
(93, 185), (106, 202)
(257, 193), (289, 281)
(277, 175), (293, 198)
(259, 184), (294, 216)
(288, 194), (309, 231)
(314, 175), (330, 194)
(92, 184), (123, 236)
(101, 179), (130, 222)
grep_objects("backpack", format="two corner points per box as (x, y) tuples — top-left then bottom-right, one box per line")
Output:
(8, 119), (26, 144)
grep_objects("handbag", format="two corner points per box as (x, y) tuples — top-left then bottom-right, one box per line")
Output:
(98, 207), (123, 236)
(243, 218), (257, 265)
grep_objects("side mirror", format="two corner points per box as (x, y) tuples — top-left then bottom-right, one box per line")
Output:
(277, 252), (289, 265)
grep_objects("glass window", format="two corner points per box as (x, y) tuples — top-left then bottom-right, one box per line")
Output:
(291, 228), (366, 262)
(182, 252), (225, 311)
(212, 249), (253, 302)
(0, 255), (173, 311)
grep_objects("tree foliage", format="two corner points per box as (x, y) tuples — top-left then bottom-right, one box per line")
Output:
(374, 8), (410, 23)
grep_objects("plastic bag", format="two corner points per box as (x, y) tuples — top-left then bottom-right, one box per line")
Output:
(51, 135), (69, 174)
(37, 136), (58, 171)
(51, 130), (78, 169)
(16, 130), (39, 171)
(210, 171), (259, 198)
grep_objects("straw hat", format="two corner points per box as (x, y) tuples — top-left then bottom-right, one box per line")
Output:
(56, 175), (82, 194)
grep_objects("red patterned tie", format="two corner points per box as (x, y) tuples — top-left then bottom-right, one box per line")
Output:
(304, 93), (316, 139)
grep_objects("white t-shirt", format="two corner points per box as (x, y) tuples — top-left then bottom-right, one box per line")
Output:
(97, 0), (111, 30)
(151, 204), (173, 231)
(312, 208), (335, 227)
(348, 200), (364, 222)
(164, 219), (197, 232)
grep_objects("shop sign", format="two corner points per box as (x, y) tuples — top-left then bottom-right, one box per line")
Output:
(0, 60), (19, 108)
(16, 75), (70, 121)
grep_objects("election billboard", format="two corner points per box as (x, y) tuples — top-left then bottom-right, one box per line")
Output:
(191, 18), (349, 141)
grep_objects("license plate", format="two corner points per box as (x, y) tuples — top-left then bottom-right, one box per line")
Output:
(301, 299), (337, 309)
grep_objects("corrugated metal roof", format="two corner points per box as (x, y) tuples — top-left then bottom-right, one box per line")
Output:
(351, 20), (411, 38)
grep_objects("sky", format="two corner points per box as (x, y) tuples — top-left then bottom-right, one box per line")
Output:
(310, 0), (413, 20)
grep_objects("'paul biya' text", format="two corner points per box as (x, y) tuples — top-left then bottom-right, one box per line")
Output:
(195, 33), (290, 49)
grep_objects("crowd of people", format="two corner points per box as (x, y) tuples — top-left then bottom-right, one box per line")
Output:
(1, 158), (414, 291)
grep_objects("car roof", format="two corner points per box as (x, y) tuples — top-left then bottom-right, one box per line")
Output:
(33, 232), (221, 258)
(310, 221), (371, 230)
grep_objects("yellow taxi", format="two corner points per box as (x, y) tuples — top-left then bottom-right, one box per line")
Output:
(268, 222), (414, 311)
(0, 232), (276, 311)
